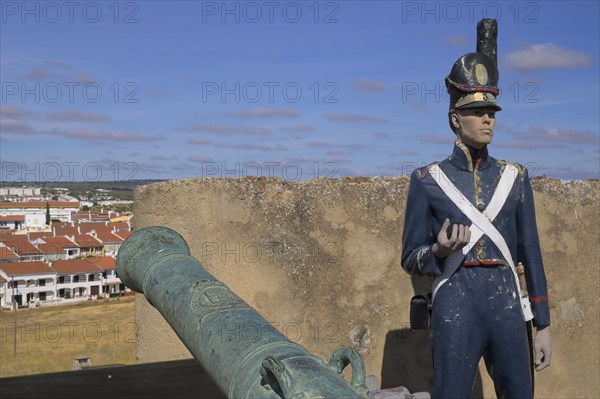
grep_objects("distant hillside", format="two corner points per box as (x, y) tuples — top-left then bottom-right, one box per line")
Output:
(0, 180), (166, 204)
(0, 180), (165, 190)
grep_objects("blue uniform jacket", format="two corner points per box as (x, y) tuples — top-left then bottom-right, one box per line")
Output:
(401, 142), (551, 328)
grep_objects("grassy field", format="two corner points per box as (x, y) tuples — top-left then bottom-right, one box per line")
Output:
(0, 297), (136, 378)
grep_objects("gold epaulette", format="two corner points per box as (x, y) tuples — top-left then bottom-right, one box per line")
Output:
(497, 160), (525, 176)
(416, 162), (440, 179)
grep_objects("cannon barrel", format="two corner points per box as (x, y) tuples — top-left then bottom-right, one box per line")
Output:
(117, 226), (371, 399)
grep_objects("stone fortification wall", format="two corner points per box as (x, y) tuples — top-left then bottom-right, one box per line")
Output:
(133, 176), (599, 398)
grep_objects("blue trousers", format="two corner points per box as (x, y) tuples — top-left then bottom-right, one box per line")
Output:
(432, 266), (532, 399)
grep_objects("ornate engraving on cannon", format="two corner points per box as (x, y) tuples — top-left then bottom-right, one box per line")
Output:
(190, 280), (251, 326)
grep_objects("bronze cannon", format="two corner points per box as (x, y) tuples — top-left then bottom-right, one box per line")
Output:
(116, 226), (372, 399)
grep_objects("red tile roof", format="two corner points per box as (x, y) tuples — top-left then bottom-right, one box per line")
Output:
(27, 231), (53, 240)
(110, 221), (131, 230)
(49, 221), (132, 237)
(0, 214), (25, 221)
(89, 257), (116, 270)
(0, 245), (19, 260)
(93, 230), (124, 244)
(40, 236), (79, 248)
(114, 231), (132, 240)
(72, 213), (109, 221)
(36, 243), (64, 254)
(35, 236), (80, 254)
(0, 261), (55, 276)
(0, 233), (27, 242)
(51, 223), (78, 237)
(72, 234), (104, 248)
(0, 231), (15, 240)
(0, 240), (42, 256)
(51, 259), (102, 274)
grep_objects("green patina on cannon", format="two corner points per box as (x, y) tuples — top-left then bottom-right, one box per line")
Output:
(116, 226), (372, 399)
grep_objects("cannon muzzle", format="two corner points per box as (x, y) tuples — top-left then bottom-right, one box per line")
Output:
(117, 226), (371, 399)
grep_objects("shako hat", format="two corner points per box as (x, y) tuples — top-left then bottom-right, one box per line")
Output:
(446, 19), (502, 113)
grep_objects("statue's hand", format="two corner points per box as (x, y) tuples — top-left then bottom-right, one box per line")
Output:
(433, 218), (471, 258)
(534, 326), (552, 371)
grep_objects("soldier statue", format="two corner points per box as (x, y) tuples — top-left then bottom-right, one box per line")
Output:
(401, 19), (552, 398)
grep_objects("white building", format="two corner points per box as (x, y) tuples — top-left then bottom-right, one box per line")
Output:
(89, 257), (124, 296)
(25, 214), (45, 229)
(0, 261), (57, 308)
(32, 236), (80, 261)
(0, 201), (80, 224)
(0, 187), (42, 196)
(0, 275), (5, 307)
(0, 256), (128, 308)
(51, 259), (104, 299)
(0, 214), (25, 230)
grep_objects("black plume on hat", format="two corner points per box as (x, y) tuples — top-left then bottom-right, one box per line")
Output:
(477, 18), (497, 65)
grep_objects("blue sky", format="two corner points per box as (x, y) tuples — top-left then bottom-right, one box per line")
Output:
(1, 0), (599, 182)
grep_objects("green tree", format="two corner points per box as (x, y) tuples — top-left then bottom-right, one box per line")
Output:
(45, 202), (50, 225)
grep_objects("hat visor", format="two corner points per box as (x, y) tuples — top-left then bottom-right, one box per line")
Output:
(457, 101), (502, 111)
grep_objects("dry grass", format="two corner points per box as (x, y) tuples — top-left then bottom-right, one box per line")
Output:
(0, 297), (135, 378)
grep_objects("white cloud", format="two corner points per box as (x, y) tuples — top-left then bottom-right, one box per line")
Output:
(353, 78), (385, 91)
(444, 35), (469, 47)
(187, 155), (214, 163)
(187, 137), (212, 145)
(531, 126), (598, 144)
(175, 124), (271, 136)
(151, 155), (178, 161)
(500, 124), (599, 146)
(216, 142), (288, 152)
(72, 73), (96, 84)
(505, 43), (592, 71)
(305, 141), (367, 151)
(0, 104), (33, 119)
(50, 128), (162, 143)
(0, 118), (37, 135)
(227, 106), (299, 118)
(417, 133), (454, 145)
(280, 125), (314, 133)
(325, 113), (388, 123)
(46, 110), (112, 123)
(25, 67), (52, 81)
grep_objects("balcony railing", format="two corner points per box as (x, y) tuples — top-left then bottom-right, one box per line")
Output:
(7, 286), (55, 294)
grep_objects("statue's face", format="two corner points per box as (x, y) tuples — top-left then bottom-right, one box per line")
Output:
(452, 107), (496, 149)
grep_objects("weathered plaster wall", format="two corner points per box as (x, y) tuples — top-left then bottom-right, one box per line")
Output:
(132, 176), (599, 398)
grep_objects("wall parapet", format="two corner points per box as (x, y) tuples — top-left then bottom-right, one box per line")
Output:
(133, 176), (599, 397)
